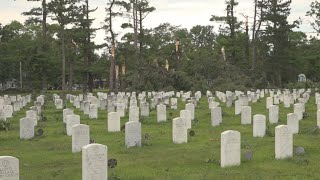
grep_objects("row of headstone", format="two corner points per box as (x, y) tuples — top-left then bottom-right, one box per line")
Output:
(0, 94), (32, 122)
(221, 125), (293, 168)
(20, 95), (44, 140)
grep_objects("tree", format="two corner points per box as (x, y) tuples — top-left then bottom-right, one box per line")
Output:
(72, 0), (98, 93)
(259, 0), (297, 86)
(23, 0), (48, 90)
(105, 0), (130, 92)
(306, 1), (320, 33)
(48, 0), (80, 90)
(210, 0), (241, 63)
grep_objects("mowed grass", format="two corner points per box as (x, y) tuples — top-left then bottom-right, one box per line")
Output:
(1, 92), (320, 179)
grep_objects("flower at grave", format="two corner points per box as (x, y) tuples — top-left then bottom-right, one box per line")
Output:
(189, 130), (195, 137)
(108, 159), (117, 168)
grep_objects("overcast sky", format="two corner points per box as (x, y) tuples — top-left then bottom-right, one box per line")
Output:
(0, 0), (316, 47)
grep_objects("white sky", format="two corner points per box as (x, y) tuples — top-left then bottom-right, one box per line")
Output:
(0, 0), (316, 47)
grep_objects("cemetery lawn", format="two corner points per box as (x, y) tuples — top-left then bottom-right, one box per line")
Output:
(1, 92), (320, 179)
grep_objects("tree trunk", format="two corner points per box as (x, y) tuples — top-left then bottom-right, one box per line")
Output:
(41, 0), (47, 90)
(133, 0), (138, 50)
(61, 26), (66, 91)
(68, 58), (73, 92)
(139, 7), (143, 54)
(252, 0), (257, 70)
(85, 0), (93, 93)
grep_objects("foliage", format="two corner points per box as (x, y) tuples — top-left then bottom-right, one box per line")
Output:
(0, 119), (10, 131)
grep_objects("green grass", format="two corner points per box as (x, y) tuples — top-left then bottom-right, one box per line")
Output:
(1, 93), (320, 179)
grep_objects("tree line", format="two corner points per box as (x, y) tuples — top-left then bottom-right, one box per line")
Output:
(1, 0), (320, 92)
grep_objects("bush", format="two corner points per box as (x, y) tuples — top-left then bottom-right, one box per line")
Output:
(0, 120), (11, 131)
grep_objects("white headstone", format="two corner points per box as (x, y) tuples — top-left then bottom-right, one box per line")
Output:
(172, 117), (187, 144)
(266, 97), (273, 109)
(82, 144), (108, 180)
(0, 156), (19, 180)
(235, 100), (242, 115)
(20, 118), (34, 140)
(125, 121), (141, 148)
(317, 110), (320, 128)
(294, 103), (303, 120)
(171, 98), (178, 109)
(241, 106), (251, 125)
(269, 105), (279, 124)
(157, 104), (167, 122)
(0, 109), (6, 122)
(108, 112), (120, 132)
(63, 108), (74, 123)
(26, 110), (37, 126)
(89, 104), (98, 119)
(253, 114), (266, 137)
(4, 105), (13, 118)
(140, 102), (150, 117)
(66, 114), (80, 136)
(220, 130), (241, 168)
(129, 106), (139, 122)
(185, 103), (195, 120)
(72, 124), (90, 153)
(287, 113), (299, 134)
(116, 102), (125, 117)
(275, 125), (293, 159)
(55, 99), (63, 109)
(211, 107), (222, 127)
(84, 101), (90, 115)
(13, 101), (20, 112)
(180, 110), (191, 129)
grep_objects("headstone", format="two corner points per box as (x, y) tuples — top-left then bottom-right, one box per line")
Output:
(172, 117), (187, 144)
(82, 144), (108, 180)
(180, 110), (191, 129)
(294, 103), (303, 120)
(220, 130), (241, 168)
(72, 124), (90, 153)
(20, 118), (34, 140)
(234, 100), (241, 115)
(253, 114), (266, 137)
(157, 104), (167, 122)
(13, 101), (20, 112)
(171, 98), (178, 109)
(287, 113), (299, 134)
(4, 105), (13, 118)
(185, 103), (195, 120)
(317, 110), (320, 128)
(275, 125), (293, 159)
(125, 121), (141, 148)
(241, 106), (252, 125)
(26, 110), (37, 126)
(108, 112), (120, 132)
(55, 99), (63, 109)
(107, 99), (115, 113)
(89, 104), (98, 119)
(0, 109), (6, 122)
(84, 101), (90, 115)
(226, 96), (233, 108)
(66, 114), (80, 136)
(63, 108), (74, 123)
(0, 156), (19, 180)
(116, 102), (125, 118)
(140, 102), (150, 117)
(211, 107), (222, 127)
(269, 105), (279, 124)
(266, 97), (273, 109)
(129, 106), (139, 122)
